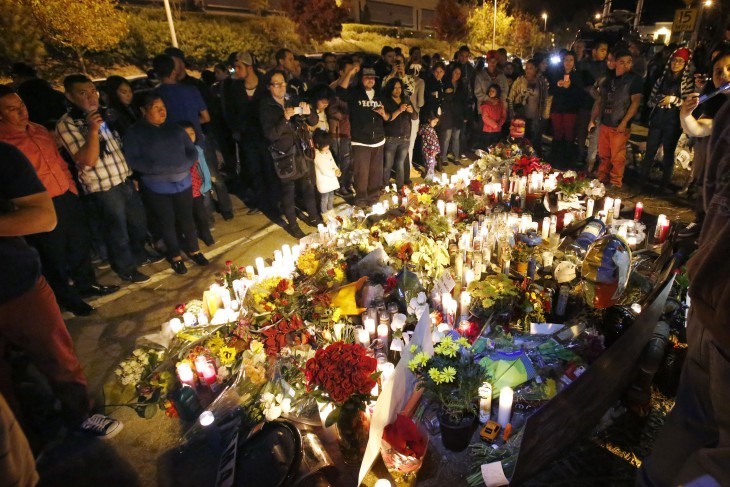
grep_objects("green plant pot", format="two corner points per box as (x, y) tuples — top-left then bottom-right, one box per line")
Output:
(438, 411), (477, 452)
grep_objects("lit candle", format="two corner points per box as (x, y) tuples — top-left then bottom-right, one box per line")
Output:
(634, 202), (643, 221)
(392, 194), (399, 206)
(218, 287), (232, 311)
(176, 363), (195, 386)
(377, 323), (389, 349)
(617, 224), (628, 239)
(437, 322), (451, 334)
(613, 198), (621, 217)
(542, 250), (554, 268)
(282, 244), (292, 260)
(194, 355), (208, 380)
(463, 268), (475, 287)
(245, 265), (255, 279)
(379, 362), (395, 383)
(255, 257), (266, 276)
(479, 382), (493, 423)
(541, 216), (550, 240)
(202, 363), (219, 391)
(627, 235), (637, 249)
(441, 173), (449, 185)
(460, 291), (471, 318)
(549, 216), (557, 236)
(374, 479), (392, 487)
(497, 386), (514, 428)
(357, 328), (370, 347)
(654, 214), (667, 239)
(197, 312), (209, 326)
(586, 198), (595, 218)
(364, 317), (376, 339)
(563, 212), (574, 228)
(437, 199), (446, 216)
(169, 318), (183, 334)
(603, 197), (614, 215)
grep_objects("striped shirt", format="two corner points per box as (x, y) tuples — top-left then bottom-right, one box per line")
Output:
(55, 113), (130, 193)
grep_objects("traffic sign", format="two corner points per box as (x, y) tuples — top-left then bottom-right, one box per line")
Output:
(672, 8), (698, 32)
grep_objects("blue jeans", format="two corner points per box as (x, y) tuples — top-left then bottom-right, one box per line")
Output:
(383, 136), (410, 187)
(86, 180), (148, 276)
(438, 127), (461, 163)
(331, 136), (352, 189)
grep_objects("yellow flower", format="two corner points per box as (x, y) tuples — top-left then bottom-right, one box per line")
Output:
(409, 344), (418, 353)
(249, 340), (264, 356)
(428, 367), (442, 383)
(435, 336), (458, 358)
(331, 307), (341, 323)
(206, 334), (225, 354)
(416, 193), (433, 206)
(333, 267), (345, 283)
(218, 346), (237, 365)
(456, 336), (471, 348)
(408, 352), (429, 371)
(440, 366), (456, 383)
(296, 250), (319, 276)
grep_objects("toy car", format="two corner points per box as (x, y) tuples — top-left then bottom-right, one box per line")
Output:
(480, 420), (501, 442)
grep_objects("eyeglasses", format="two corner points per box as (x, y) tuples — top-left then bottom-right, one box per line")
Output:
(270, 82), (286, 88)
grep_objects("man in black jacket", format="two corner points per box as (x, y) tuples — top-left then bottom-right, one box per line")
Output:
(337, 65), (390, 208)
(221, 51), (269, 213)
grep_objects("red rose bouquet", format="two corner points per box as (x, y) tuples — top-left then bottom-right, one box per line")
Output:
(305, 342), (377, 405)
(511, 155), (551, 177)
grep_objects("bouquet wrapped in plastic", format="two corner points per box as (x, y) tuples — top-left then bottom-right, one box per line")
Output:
(380, 414), (428, 486)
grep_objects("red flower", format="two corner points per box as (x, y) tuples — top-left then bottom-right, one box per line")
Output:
(276, 279), (290, 293)
(175, 304), (186, 315)
(225, 260), (233, 267)
(383, 414), (427, 458)
(305, 342), (377, 404)
(384, 275), (399, 294)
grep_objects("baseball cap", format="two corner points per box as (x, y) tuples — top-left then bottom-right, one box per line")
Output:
(228, 51), (254, 67)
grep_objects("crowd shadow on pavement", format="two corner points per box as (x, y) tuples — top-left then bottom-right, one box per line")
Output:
(37, 435), (141, 487)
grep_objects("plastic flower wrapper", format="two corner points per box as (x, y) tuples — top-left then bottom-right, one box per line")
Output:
(380, 414), (429, 485)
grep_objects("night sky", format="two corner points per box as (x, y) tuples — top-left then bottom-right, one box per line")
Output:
(512, 0), (687, 25)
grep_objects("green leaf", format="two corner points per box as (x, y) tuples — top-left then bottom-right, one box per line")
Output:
(325, 405), (341, 427)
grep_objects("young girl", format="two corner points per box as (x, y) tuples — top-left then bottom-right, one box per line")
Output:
(480, 84), (506, 149)
(180, 122), (215, 248)
(419, 111), (441, 181)
(312, 129), (341, 219)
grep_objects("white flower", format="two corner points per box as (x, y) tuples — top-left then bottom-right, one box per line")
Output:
(114, 368), (123, 377)
(264, 404), (282, 422)
(260, 392), (275, 405)
(280, 398), (292, 414)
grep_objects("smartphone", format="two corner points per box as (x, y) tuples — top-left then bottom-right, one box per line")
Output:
(293, 106), (303, 115)
(563, 74), (570, 83)
(228, 66), (235, 74)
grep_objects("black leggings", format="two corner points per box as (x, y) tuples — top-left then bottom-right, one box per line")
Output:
(141, 185), (198, 258)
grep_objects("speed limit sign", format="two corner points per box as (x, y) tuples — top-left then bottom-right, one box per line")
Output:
(672, 8), (698, 32)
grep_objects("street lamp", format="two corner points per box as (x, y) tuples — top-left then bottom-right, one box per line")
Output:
(595, 13), (601, 20)
(542, 12), (548, 31)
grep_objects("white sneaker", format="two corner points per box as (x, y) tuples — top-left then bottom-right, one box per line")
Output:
(79, 414), (123, 439)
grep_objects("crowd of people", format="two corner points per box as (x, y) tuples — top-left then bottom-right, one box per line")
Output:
(2, 31), (730, 487)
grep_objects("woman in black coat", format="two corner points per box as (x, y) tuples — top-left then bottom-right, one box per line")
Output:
(382, 78), (418, 187)
(259, 69), (320, 238)
(437, 64), (469, 169)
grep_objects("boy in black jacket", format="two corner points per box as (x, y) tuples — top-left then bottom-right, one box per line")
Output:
(337, 66), (391, 208)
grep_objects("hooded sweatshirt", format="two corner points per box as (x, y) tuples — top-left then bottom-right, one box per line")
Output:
(336, 85), (386, 146)
(647, 47), (694, 110)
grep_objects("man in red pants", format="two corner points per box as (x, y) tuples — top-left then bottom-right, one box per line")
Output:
(0, 142), (121, 444)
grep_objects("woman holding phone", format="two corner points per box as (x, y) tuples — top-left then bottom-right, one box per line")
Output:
(382, 78), (418, 187)
(547, 51), (584, 165)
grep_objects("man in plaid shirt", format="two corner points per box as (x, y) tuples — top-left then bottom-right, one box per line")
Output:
(56, 75), (150, 283)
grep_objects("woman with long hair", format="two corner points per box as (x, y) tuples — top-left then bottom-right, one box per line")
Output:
(547, 50), (584, 165)
(437, 64), (469, 168)
(104, 75), (140, 137)
(382, 77), (418, 187)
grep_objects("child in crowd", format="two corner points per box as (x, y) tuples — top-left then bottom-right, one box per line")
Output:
(480, 84), (506, 149)
(312, 129), (341, 219)
(419, 111), (440, 181)
(180, 122), (215, 247)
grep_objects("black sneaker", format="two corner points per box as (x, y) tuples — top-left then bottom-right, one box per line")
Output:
(138, 253), (165, 266)
(78, 414), (123, 439)
(78, 284), (120, 299)
(63, 298), (95, 317)
(171, 260), (188, 274)
(119, 269), (150, 283)
(189, 253), (209, 266)
(221, 212), (234, 221)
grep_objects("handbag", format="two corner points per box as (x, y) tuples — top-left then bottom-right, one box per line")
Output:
(269, 144), (307, 181)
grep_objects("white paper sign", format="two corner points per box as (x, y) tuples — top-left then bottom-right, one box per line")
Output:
(481, 461), (510, 487)
(433, 271), (457, 295)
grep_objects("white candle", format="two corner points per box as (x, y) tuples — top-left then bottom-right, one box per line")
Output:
(392, 194), (399, 206)
(194, 355), (209, 376)
(197, 312), (209, 326)
(176, 363), (195, 386)
(613, 198), (622, 217)
(379, 362), (395, 383)
(169, 318), (183, 334)
(586, 198), (595, 218)
(479, 382), (493, 423)
(460, 291), (471, 317)
(463, 268), (475, 287)
(542, 250), (554, 268)
(563, 212), (574, 228)
(374, 479), (392, 487)
(441, 173), (449, 185)
(437, 322), (451, 334)
(549, 215), (557, 236)
(364, 317), (376, 338)
(377, 324), (389, 347)
(357, 328), (370, 347)
(217, 288), (232, 311)
(282, 244), (292, 260)
(541, 217), (550, 240)
(245, 265), (255, 279)
(255, 257), (266, 276)
(603, 197), (614, 215)
(437, 199), (446, 216)
(497, 386), (514, 428)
